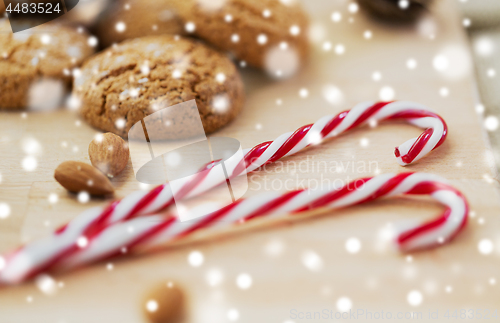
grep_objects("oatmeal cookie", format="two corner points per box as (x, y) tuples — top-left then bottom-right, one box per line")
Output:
(74, 35), (245, 139)
(94, 0), (184, 48)
(172, 0), (310, 71)
(0, 19), (95, 109)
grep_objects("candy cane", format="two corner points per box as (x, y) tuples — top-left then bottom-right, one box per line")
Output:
(0, 172), (467, 284)
(0, 101), (448, 284)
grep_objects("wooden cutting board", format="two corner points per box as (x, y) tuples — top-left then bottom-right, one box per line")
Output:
(1, 0), (499, 322)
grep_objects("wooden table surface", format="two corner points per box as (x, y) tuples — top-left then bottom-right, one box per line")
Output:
(1, 0), (499, 322)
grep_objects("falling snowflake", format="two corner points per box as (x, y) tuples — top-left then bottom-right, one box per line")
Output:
(301, 250), (323, 272)
(335, 44), (345, 55)
(215, 73), (226, 83)
(35, 274), (57, 295)
(345, 237), (362, 253)
(474, 37), (494, 57)
(76, 236), (88, 248)
(348, 3), (358, 13)
(257, 34), (268, 45)
(87, 36), (98, 47)
(115, 22), (126, 32)
(40, 34), (51, 44)
(399, 0), (409, 9)
(22, 156), (38, 172)
(289, 25), (300, 36)
(439, 87), (449, 97)
(336, 297), (352, 312)
(379, 86), (395, 101)
(0, 203), (11, 219)
(484, 116), (499, 131)
(264, 44), (300, 79)
(236, 273), (252, 290)
(185, 22), (196, 33)
(115, 118), (126, 129)
(227, 308), (239, 322)
(372, 71), (382, 82)
(478, 239), (494, 255)
(28, 78), (65, 112)
(407, 290), (423, 306)
(212, 94), (230, 113)
(206, 268), (224, 286)
(299, 88), (309, 98)
(77, 191), (90, 204)
(48, 193), (59, 204)
(322, 84), (343, 106)
(188, 250), (204, 267)
(406, 58), (417, 70)
(146, 300), (158, 312)
(331, 11), (342, 22)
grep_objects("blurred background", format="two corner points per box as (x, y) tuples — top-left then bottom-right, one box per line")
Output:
(459, 0), (500, 173)
(1, 1), (500, 322)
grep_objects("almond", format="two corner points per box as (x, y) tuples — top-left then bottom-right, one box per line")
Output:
(143, 282), (185, 323)
(54, 161), (114, 196)
(89, 132), (129, 178)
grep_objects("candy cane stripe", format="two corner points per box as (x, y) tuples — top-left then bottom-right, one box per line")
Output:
(0, 101), (449, 284)
(0, 172), (468, 284)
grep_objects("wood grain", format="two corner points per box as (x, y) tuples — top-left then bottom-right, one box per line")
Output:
(0, 0), (499, 322)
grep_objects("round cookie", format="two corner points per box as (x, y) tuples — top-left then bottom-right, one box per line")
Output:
(73, 35), (245, 139)
(0, 19), (96, 110)
(94, 0), (184, 48)
(171, 0), (310, 72)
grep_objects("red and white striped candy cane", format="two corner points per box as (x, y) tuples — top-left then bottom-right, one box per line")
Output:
(191, 101), (447, 197)
(0, 172), (467, 284)
(0, 101), (448, 283)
